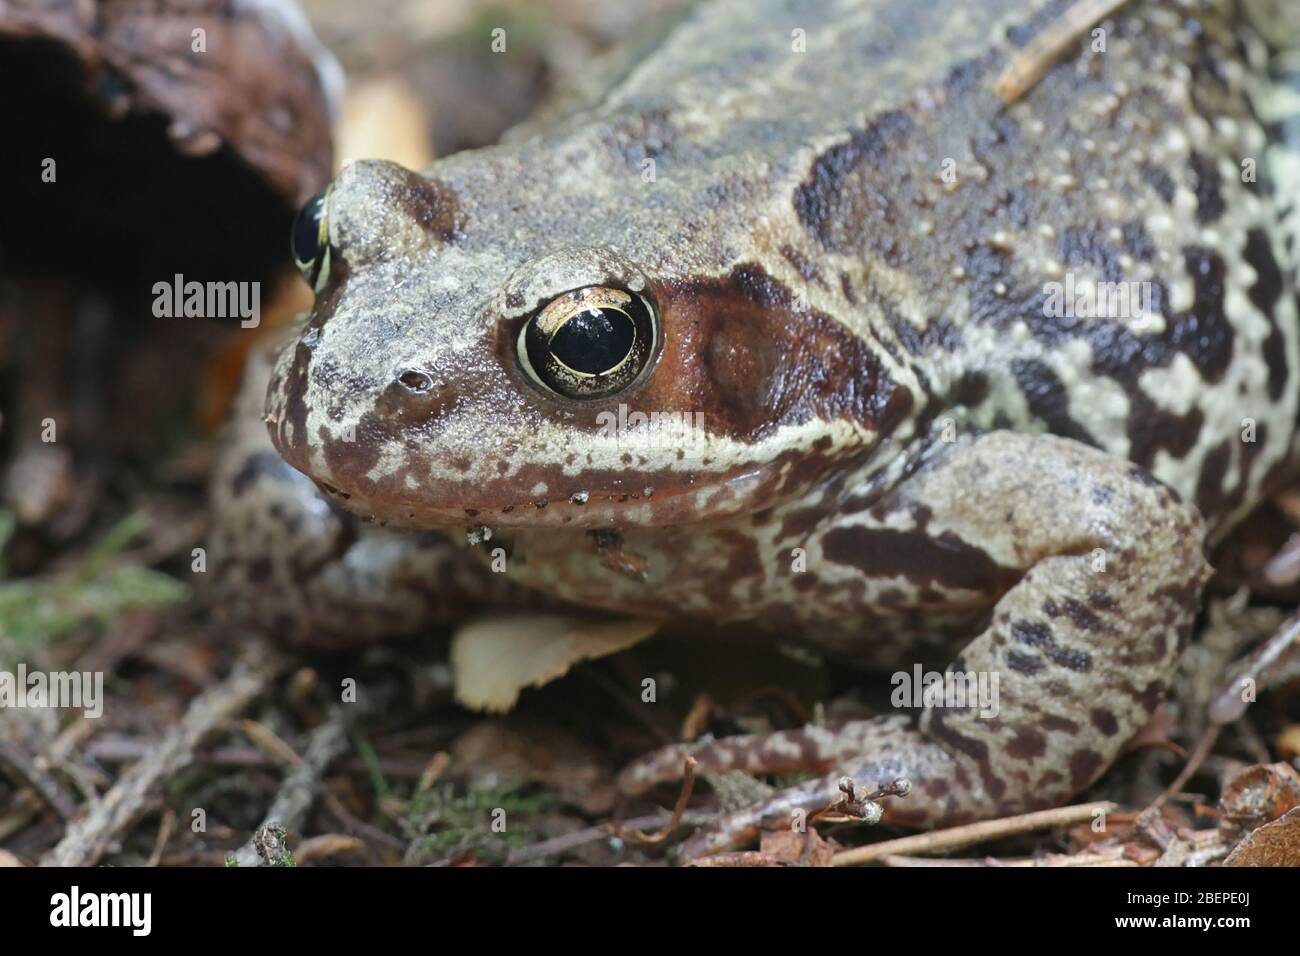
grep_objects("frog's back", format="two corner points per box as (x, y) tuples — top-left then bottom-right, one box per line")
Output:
(524, 0), (1300, 535)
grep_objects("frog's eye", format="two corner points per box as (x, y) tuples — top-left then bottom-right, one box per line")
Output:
(518, 286), (657, 400)
(291, 188), (331, 291)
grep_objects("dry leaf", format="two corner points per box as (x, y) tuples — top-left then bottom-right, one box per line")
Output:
(451, 612), (659, 713)
(760, 828), (835, 866)
(1220, 762), (1300, 829)
(1224, 806), (1300, 866)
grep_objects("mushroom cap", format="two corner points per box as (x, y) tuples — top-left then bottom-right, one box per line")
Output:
(0, 0), (338, 290)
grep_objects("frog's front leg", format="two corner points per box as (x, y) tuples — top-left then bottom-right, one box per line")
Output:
(620, 431), (1212, 857)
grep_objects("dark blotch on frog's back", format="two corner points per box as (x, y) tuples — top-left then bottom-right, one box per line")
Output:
(822, 524), (1016, 595)
(650, 263), (914, 442)
(1187, 151), (1225, 224)
(792, 108), (915, 250)
(1057, 223), (1129, 283)
(1009, 358), (1098, 447)
(966, 239), (1235, 384)
(393, 170), (466, 244)
(1242, 226), (1289, 400)
(1140, 164), (1177, 204)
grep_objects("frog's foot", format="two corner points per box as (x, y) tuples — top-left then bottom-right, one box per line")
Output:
(619, 716), (961, 858)
(620, 432), (1213, 858)
(619, 715), (927, 795)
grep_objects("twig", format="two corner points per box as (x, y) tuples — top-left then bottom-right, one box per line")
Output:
(416, 751), (451, 794)
(323, 792), (407, 854)
(612, 757), (698, 845)
(832, 801), (1117, 866)
(0, 738), (78, 821)
(86, 737), (432, 779)
(228, 706), (351, 867)
(995, 0), (1132, 103)
(239, 718), (304, 767)
(1210, 609), (1300, 724)
(294, 834), (366, 864)
(811, 776), (910, 825)
(882, 845), (1138, 866)
(40, 645), (283, 867)
(146, 809), (177, 867)
(1148, 725), (1220, 811)
(580, 665), (676, 747)
(506, 812), (710, 865)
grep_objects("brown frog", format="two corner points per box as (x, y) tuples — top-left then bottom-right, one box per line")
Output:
(212, 0), (1300, 856)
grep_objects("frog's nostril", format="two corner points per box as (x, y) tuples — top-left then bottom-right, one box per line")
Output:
(397, 368), (436, 393)
(383, 368), (459, 422)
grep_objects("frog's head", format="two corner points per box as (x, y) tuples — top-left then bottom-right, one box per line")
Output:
(268, 158), (914, 529)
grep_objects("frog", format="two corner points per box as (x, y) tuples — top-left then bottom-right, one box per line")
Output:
(210, 0), (1300, 858)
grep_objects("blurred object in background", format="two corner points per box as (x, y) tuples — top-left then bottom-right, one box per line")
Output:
(305, 0), (688, 160)
(0, 0), (337, 558)
(0, 0), (337, 290)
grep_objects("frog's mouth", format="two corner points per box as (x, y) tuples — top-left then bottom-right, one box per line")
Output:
(279, 432), (849, 532)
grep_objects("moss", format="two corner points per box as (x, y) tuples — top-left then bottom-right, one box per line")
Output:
(402, 781), (556, 865)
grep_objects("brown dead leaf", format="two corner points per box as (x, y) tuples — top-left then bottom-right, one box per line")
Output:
(760, 828), (835, 866)
(451, 612), (659, 713)
(1219, 762), (1300, 829)
(1224, 806), (1300, 866)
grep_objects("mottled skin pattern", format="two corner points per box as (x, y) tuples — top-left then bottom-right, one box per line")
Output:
(210, 334), (542, 648)
(212, 0), (1300, 855)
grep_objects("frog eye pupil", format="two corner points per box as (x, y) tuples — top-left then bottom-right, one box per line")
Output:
(291, 189), (328, 285)
(549, 308), (634, 375)
(518, 287), (657, 400)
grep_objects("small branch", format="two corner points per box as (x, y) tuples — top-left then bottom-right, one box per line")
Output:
(40, 645), (283, 867)
(146, 809), (177, 868)
(1210, 609), (1300, 724)
(996, 0), (1132, 103)
(0, 738), (78, 821)
(611, 757), (698, 846)
(1148, 725), (1220, 811)
(811, 776), (909, 825)
(832, 801), (1117, 866)
(506, 812), (711, 865)
(86, 737), (431, 780)
(882, 844), (1138, 866)
(228, 706), (351, 867)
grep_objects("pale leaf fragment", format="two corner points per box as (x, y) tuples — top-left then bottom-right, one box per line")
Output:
(452, 613), (659, 713)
